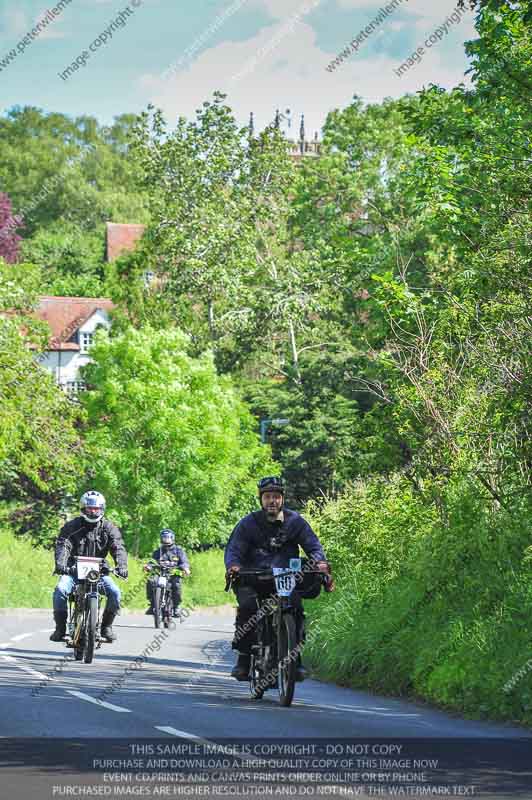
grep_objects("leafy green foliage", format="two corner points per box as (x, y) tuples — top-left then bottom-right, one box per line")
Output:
(81, 325), (275, 555)
(0, 260), (83, 541)
(0, 108), (149, 236)
(305, 476), (532, 724)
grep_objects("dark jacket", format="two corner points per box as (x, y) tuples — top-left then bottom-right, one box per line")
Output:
(54, 516), (128, 573)
(224, 508), (326, 570)
(151, 544), (190, 572)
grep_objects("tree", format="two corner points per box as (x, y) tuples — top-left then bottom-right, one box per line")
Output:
(19, 221), (107, 297)
(0, 259), (83, 543)
(127, 94), (327, 381)
(81, 325), (276, 554)
(0, 192), (22, 263)
(0, 107), (149, 237)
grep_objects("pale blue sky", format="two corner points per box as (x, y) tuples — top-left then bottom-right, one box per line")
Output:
(0, 0), (477, 135)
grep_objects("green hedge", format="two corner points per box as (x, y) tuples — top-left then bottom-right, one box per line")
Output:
(0, 522), (232, 610)
(304, 475), (532, 726)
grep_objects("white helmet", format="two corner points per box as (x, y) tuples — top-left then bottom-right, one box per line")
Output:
(80, 490), (106, 524)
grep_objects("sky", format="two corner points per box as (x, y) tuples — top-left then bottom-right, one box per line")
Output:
(0, 0), (478, 137)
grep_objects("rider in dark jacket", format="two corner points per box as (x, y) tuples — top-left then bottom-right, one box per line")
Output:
(50, 490), (128, 643)
(145, 529), (190, 617)
(224, 476), (334, 681)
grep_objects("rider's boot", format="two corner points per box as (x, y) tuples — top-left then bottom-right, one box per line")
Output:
(145, 607), (154, 615)
(231, 653), (251, 681)
(100, 609), (117, 642)
(49, 611), (68, 642)
(295, 653), (308, 682)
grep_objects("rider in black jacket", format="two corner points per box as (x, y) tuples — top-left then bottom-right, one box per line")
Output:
(49, 490), (128, 643)
(145, 529), (190, 617)
(224, 476), (334, 681)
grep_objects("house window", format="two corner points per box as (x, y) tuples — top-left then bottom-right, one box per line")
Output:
(79, 332), (93, 353)
(65, 381), (86, 396)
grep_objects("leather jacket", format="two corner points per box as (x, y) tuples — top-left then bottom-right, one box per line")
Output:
(54, 516), (128, 573)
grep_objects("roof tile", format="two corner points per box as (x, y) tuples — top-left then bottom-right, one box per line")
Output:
(33, 296), (115, 351)
(106, 222), (145, 261)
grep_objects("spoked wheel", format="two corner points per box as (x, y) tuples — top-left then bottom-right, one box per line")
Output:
(83, 596), (98, 664)
(277, 613), (297, 707)
(249, 659), (264, 700)
(153, 588), (162, 629)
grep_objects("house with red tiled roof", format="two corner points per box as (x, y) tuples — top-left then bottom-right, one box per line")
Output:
(33, 222), (146, 394)
(35, 296), (115, 394)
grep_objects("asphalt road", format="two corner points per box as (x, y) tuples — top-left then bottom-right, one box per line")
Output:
(0, 609), (531, 799)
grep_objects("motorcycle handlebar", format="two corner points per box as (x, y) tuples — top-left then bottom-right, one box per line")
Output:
(224, 568), (327, 592)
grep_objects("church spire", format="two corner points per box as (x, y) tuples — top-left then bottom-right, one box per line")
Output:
(299, 114), (305, 154)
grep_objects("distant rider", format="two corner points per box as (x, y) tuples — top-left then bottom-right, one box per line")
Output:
(224, 476), (334, 681)
(145, 529), (190, 617)
(49, 490), (128, 643)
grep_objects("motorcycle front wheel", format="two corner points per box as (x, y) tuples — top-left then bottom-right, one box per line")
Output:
(83, 596), (98, 664)
(153, 587), (162, 629)
(277, 613), (297, 707)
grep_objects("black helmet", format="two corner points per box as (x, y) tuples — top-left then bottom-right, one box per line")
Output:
(160, 529), (175, 548)
(257, 476), (285, 497)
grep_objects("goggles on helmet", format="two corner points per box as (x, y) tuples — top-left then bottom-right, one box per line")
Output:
(258, 476), (285, 496)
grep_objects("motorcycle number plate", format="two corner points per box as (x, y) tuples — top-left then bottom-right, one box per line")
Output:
(76, 557), (101, 579)
(272, 568), (296, 597)
(158, 576), (167, 587)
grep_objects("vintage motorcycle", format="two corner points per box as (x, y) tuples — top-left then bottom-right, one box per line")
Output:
(144, 559), (186, 629)
(65, 556), (121, 664)
(226, 559), (326, 707)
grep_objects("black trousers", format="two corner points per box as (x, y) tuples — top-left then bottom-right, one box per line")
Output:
(146, 576), (182, 606)
(232, 584), (305, 654)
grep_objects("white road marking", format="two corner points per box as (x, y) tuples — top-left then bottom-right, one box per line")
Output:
(154, 728), (267, 767)
(67, 690), (131, 713)
(11, 633), (34, 642)
(171, 666), (229, 678)
(155, 726), (208, 742)
(1, 654), (49, 680)
(294, 699), (420, 717)
(0, 643), (11, 649)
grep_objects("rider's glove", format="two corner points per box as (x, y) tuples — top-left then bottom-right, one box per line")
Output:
(143, 564), (152, 573)
(116, 566), (128, 579)
(183, 569), (191, 577)
(316, 561), (335, 593)
(226, 565), (241, 578)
